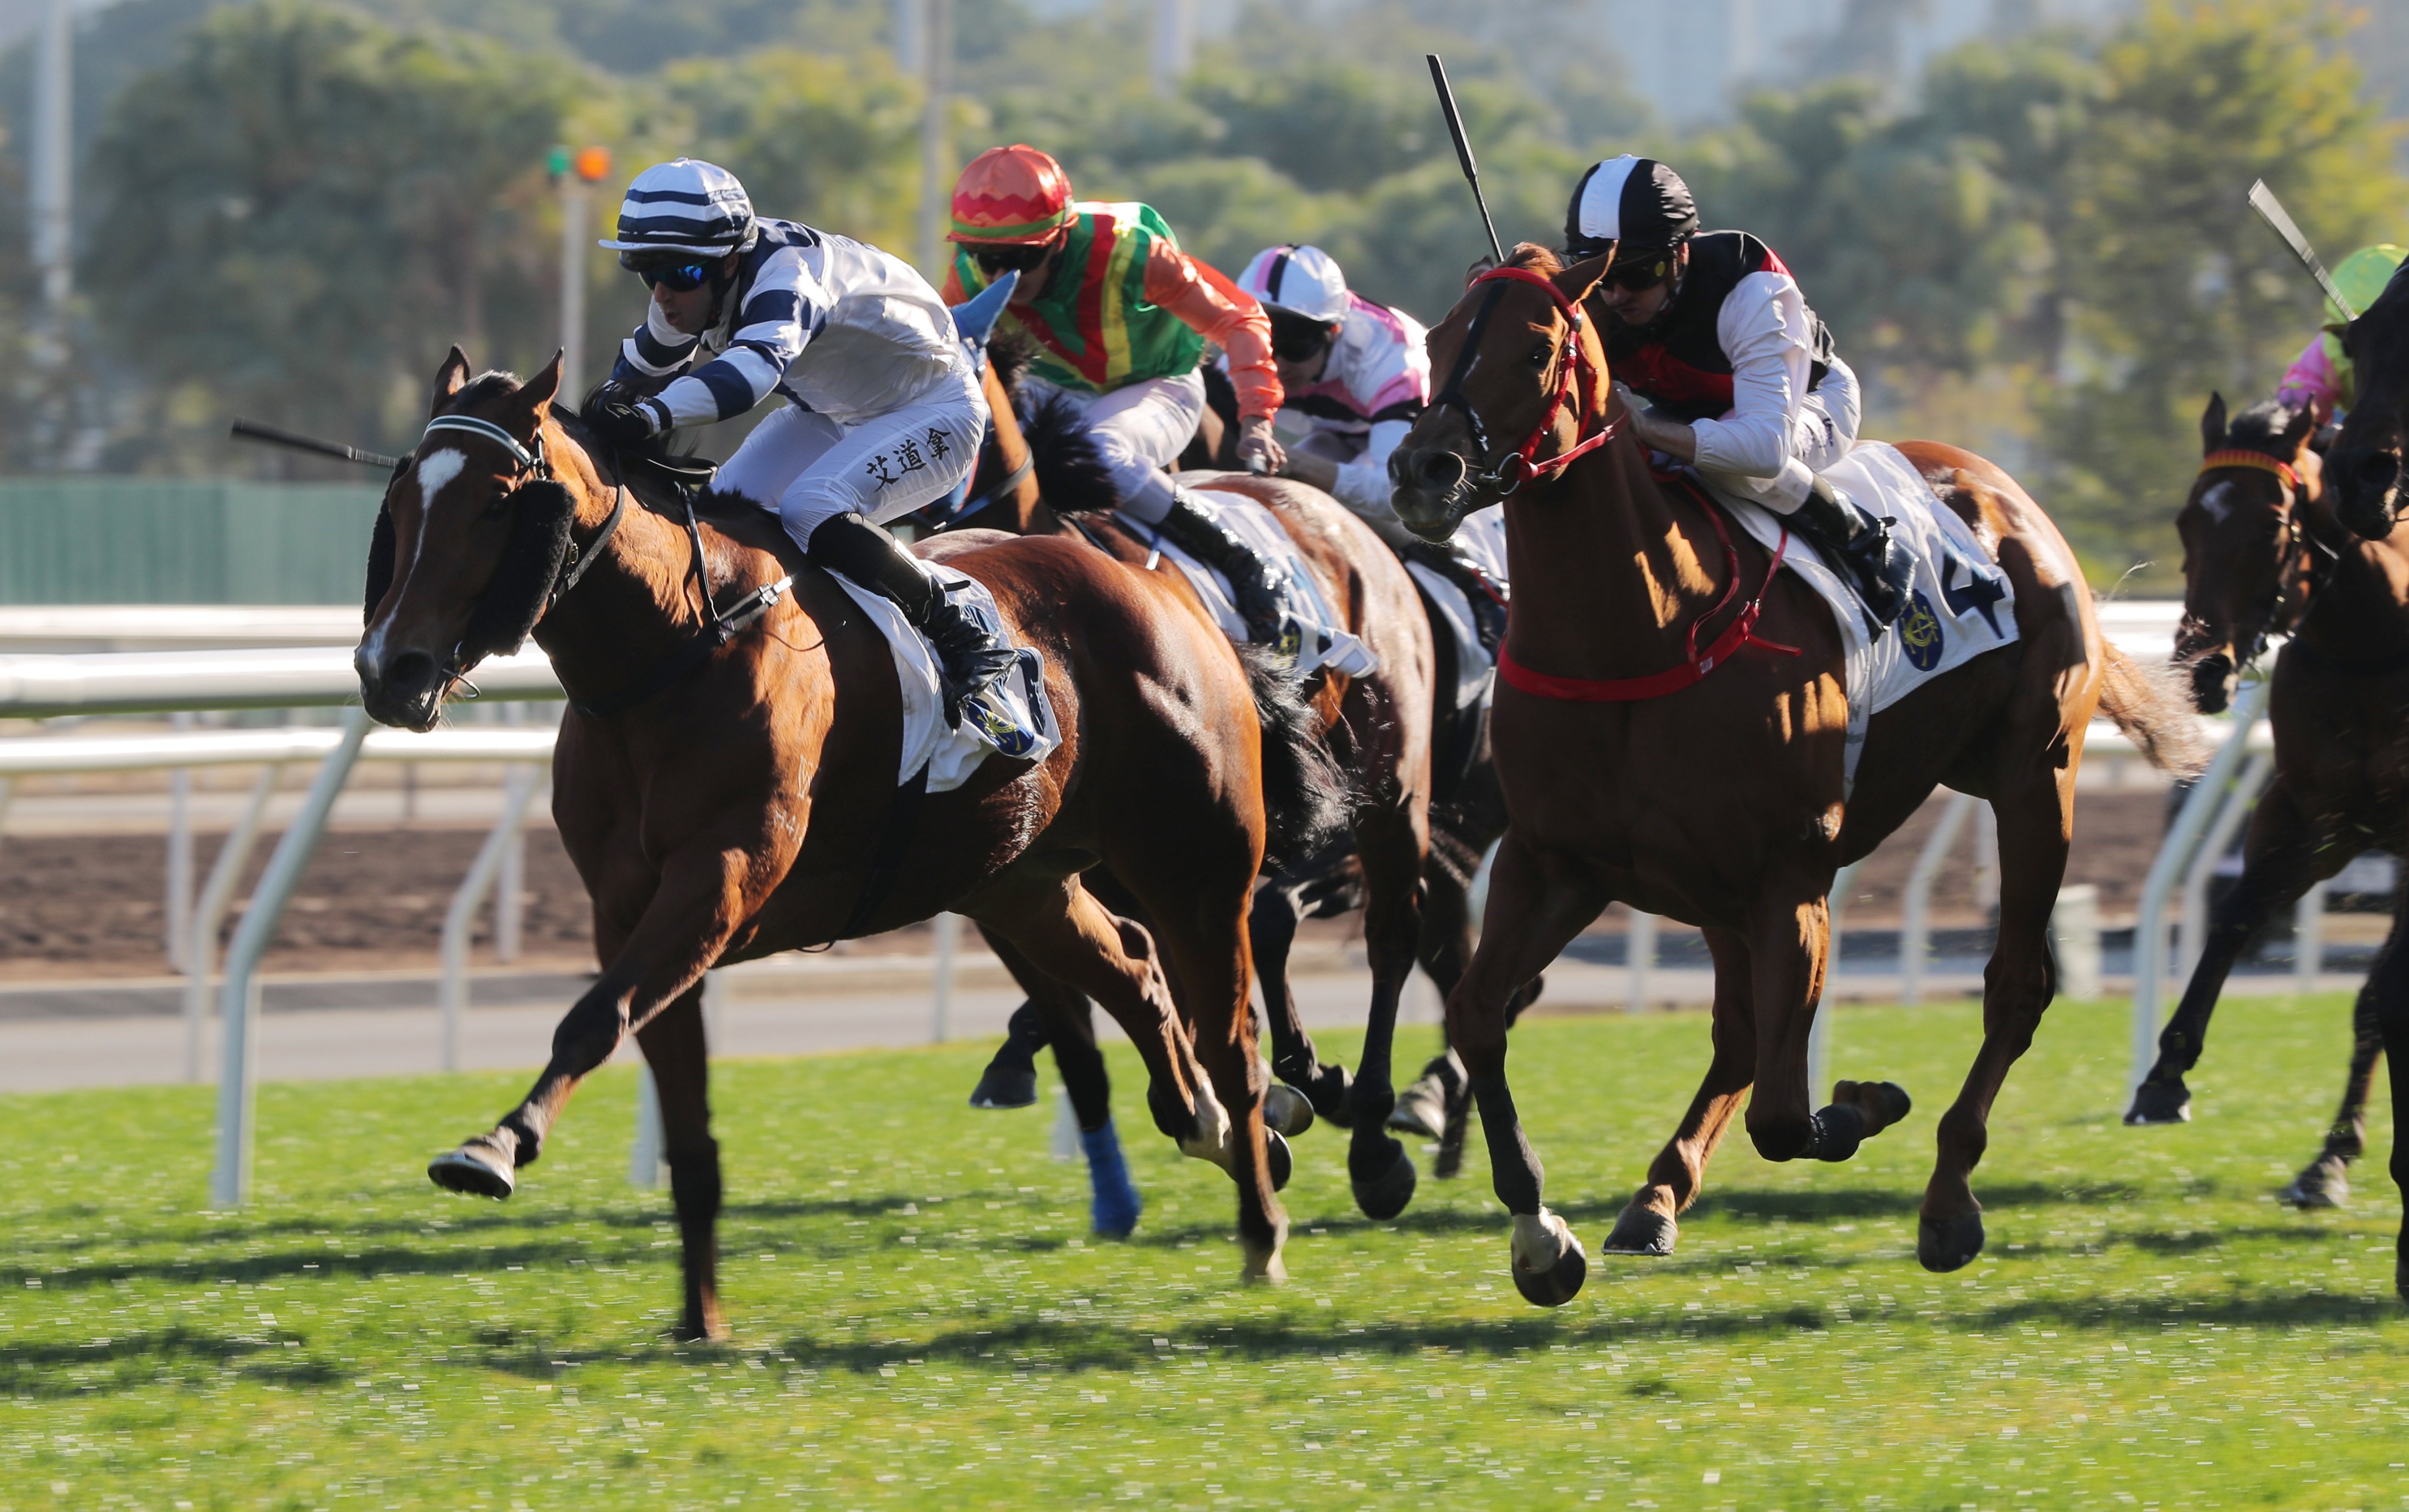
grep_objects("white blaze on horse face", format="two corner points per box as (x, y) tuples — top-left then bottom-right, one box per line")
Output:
(417, 448), (467, 514)
(2197, 479), (2241, 526)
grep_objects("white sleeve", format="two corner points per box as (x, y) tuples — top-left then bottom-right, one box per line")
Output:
(1329, 418), (1416, 519)
(1688, 271), (1811, 480)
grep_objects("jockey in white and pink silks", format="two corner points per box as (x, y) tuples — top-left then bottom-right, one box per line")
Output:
(1227, 243), (1508, 649)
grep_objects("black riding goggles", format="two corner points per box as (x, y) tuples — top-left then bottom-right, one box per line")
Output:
(1267, 308), (1339, 362)
(969, 239), (1057, 276)
(1602, 250), (1679, 292)
(635, 262), (714, 293)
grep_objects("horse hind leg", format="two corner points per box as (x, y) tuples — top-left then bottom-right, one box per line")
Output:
(979, 930), (1142, 1236)
(1254, 876), (1350, 1130)
(1343, 798), (1430, 1221)
(1605, 926), (1757, 1257)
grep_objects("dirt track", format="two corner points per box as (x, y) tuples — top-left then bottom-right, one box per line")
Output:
(0, 790), (2173, 981)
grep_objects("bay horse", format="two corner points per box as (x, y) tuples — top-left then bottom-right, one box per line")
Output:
(2128, 393), (2395, 1211)
(933, 342), (1532, 1213)
(360, 348), (1344, 1337)
(1385, 246), (2203, 1305)
(2312, 256), (2409, 1300)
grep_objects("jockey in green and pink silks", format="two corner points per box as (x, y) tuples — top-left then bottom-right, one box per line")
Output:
(2276, 244), (2407, 425)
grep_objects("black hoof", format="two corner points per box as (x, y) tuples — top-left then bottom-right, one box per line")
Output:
(428, 1144), (514, 1199)
(1512, 1241), (1588, 1308)
(1601, 1204), (1677, 1256)
(1283, 1061), (1353, 1127)
(1350, 1139), (1418, 1220)
(1835, 1078), (1912, 1128)
(2278, 1163), (2348, 1210)
(1917, 1211), (1986, 1273)
(2123, 1079), (2191, 1126)
(967, 1062), (1038, 1110)
(1262, 1084), (1315, 1138)
(1265, 1129), (1293, 1193)
(1811, 1103), (1867, 1163)
(1434, 1126), (1467, 1180)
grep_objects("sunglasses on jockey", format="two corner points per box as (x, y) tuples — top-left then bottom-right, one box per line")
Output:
(1595, 244), (1681, 293)
(618, 250), (731, 293)
(1265, 306), (1339, 363)
(969, 234), (1062, 278)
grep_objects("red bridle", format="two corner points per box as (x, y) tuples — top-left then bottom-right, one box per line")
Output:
(1430, 265), (1625, 497)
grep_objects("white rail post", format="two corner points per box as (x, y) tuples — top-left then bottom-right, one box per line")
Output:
(1625, 909), (1657, 1013)
(439, 765), (544, 1073)
(629, 1064), (664, 1189)
(1973, 800), (1999, 920)
(495, 705), (529, 963)
(1901, 792), (1978, 1006)
(1811, 857), (1867, 1100)
(2295, 879), (2328, 992)
(2131, 680), (2268, 1098)
(930, 911), (962, 1042)
(166, 710), (195, 972)
(182, 765), (282, 1083)
(210, 707), (371, 1209)
(2176, 751), (2273, 983)
(2050, 883), (2103, 1002)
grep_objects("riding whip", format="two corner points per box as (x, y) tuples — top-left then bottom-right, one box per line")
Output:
(229, 418), (401, 471)
(2247, 179), (2356, 322)
(1426, 54), (1505, 267)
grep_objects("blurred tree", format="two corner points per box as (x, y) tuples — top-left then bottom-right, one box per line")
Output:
(78, 1), (579, 465)
(662, 48), (922, 251)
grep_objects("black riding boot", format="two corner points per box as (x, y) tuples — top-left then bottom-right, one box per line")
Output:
(805, 513), (1018, 726)
(1152, 490), (1298, 655)
(1788, 475), (1914, 629)
(1401, 538), (1509, 656)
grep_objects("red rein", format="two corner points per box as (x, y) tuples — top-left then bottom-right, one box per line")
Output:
(1471, 266), (1799, 703)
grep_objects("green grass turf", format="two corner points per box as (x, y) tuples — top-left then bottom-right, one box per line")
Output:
(1, 994), (2403, 1511)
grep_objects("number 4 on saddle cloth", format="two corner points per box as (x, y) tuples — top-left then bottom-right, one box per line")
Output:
(1695, 440), (2016, 793)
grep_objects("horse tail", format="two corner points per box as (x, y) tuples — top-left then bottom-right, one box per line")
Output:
(1241, 647), (1349, 867)
(2097, 640), (2211, 778)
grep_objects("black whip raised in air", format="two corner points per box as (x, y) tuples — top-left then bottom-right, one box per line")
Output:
(228, 418), (401, 471)
(1427, 53), (1505, 267)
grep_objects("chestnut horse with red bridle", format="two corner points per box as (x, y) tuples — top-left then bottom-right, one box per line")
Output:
(359, 349), (1345, 1337)
(1387, 248), (2202, 1306)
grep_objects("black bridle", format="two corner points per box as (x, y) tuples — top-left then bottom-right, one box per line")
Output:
(2194, 448), (2340, 668)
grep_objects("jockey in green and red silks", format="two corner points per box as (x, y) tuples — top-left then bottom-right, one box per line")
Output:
(941, 143), (1299, 653)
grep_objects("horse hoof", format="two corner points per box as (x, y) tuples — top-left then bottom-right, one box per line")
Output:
(2123, 1081), (2191, 1126)
(1242, 1246), (1288, 1286)
(428, 1144), (514, 1199)
(1835, 1078), (1913, 1129)
(1263, 1084), (1315, 1138)
(1917, 1211), (1986, 1273)
(1265, 1129), (1294, 1193)
(968, 1063), (1038, 1110)
(2279, 1165), (2348, 1210)
(1601, 1204), (1678, 1256)
(1510, 1210), (1588, 1308)
(1434, 1133), (1466, 1180)
(1811, 1103), (1867, 1163)
(1386, 1074), (1448, 1140)
(1350, 1139), (1418, 1220)
(1288, 1062), (1352, 1127)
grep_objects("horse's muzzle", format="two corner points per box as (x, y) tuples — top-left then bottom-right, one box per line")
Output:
(356, 643), (448, 732)
(1387, 445), (1473, 542)
(2332, 443), (2404, 539)
(2188, 652), (2235, 716)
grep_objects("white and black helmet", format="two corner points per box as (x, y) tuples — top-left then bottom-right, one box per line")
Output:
(1237, 243), (1350, 325)
(599, 158), (758, 265)
(1564, 155), (1698, 259)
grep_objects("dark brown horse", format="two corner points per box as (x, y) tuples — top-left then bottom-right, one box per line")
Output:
(2311, 257), (2409, 1300)
(2127, 394), (2395, 1211)
(929, 346), (1450, 1219)
(359, 349), (1345, 1336)
(1385, 248), (2203, 1305)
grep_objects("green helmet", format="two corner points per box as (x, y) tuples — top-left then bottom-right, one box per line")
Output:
(2329, 243), (2404, 328)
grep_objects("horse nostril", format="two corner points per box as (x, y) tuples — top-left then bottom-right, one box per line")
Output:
(2355, 449), (2402, 493)
(383, 648), (439, 696)
(1417, 451), (1467, 491)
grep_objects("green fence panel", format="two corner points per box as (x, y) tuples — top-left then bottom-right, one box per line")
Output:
(0, 479), (383, 603)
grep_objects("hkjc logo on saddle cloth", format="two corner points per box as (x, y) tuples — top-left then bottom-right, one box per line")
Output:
(1708, 440), (2018, 794)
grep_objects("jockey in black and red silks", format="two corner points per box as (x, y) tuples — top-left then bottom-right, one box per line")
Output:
(1567, 154), (1914, 627)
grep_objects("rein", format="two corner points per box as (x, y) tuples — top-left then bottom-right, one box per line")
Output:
(1497, 473), (1799, 702)
(1428, 265), (1625, 500)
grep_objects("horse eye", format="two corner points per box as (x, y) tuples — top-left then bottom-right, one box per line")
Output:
(1527, 344), (1551, 368)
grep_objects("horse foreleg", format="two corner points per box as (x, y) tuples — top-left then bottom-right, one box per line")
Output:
(2130, 776), (2337, 1124)
(2375, 910), (2409, 1301)
(1346, 802), (1430, 1220)
(1255, 882), (1352, 1126)
(1394, 862), (1474, 1155)
(1605, 926), (1758, 1257)
(2284, 970), (2389, 1207)
(1920, 768), (2073, 1273)
(636, 987), (723, 1341)
(1449, 833), (1611, 1307)
(980, 930), (1144, 1238)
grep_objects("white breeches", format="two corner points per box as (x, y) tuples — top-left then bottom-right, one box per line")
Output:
(1700, 354), (1862, 515)
(1022, 370), (1206, 526)
(715, 363), (989, 550)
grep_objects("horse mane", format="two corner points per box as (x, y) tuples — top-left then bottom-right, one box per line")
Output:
(2224, 395), (2311, 456)
(988, 330), (1039, 394)
(1508, 243), (1563, 275)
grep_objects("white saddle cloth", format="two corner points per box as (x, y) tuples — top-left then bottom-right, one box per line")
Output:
(1150, 489), (1379, 682)
(829, 566), (1062, 794)
(1403, 503), (1508, 715)
(1708, 440), (2018, 788)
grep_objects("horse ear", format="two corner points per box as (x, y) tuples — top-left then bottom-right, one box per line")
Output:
(513, 351), (564, 416)
(1554, 251), (1615, 305)
(432, 347), (471, 414)
(2278, 400), (2318, 458)
(2200, 392), (2227, 456)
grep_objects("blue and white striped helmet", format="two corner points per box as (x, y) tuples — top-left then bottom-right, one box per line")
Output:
(598, 158), (757, 260)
